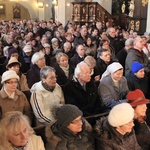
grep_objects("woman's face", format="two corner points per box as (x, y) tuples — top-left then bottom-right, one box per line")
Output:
(36, 57), (46, 69)
(117, 119), (134, 135)
(8, 122), (29, 147)
(42, 71), (57, 87)
(134, 68), (145, 79)
(86, 37), (92, 45)
(4, 78), (18, 94)
(67, 116), (83, 134)
(112, 69), (123, 81)
(58, 56), (68, 68)
(134, 104), (147, 118)
(8, 64), (20, 74)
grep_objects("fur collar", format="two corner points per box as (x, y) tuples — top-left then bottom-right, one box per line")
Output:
(45, 119), (92, 146)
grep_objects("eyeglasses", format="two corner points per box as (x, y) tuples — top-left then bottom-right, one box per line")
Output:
(71, 117), (83, 125)
(48, 76), (57, 81)
(6, 81), (18, 85)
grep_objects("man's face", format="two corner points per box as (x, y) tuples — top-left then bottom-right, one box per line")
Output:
(109, 28), (116, 38)
(77, 45), (85, 57)
(134, 38), (144, 51)
(78, 65), (91, 83)
(100, 51), (111, 64)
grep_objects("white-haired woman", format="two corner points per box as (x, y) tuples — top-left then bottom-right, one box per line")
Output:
(98, 62), (129, 109)
(0, 111), (45, 150)
(26, 52), (46, 88)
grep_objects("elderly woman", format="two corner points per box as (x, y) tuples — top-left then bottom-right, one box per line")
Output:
(127, 89), (150, 150)
(30, 66), (64, 126)
(54, 52), (74, 87)
(45, 104), (95, 150)
(0, 111), (45, 150)
(94, 103), (141, 150)
(26, 52), (46, 88)
(0, 70), (32, 121)
(6, 57), (29, 92)
(98, 62), (129, 109)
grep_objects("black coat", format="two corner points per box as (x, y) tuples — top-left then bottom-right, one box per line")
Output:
(94, 117), (141, 150)
(54, 63), (74, 88)
(126, 73), (150, 99)
(26, 64), (40, 88)
(69, 53), (84, 69)
(63, 76), (104, 117)
(116, 47), (127, 74)
(134, 119), (150, 150)
(95, 58), (114, 78)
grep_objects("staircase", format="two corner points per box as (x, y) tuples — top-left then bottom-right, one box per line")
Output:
(71, 2), (115, 26)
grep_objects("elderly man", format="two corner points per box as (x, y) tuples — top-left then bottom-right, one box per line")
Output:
(63, 61), (104, 119)
(125, 37), (149, 76)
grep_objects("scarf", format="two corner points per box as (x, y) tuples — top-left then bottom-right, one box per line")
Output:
(42, 82), (55, 92)
(59, 65), (69, 78)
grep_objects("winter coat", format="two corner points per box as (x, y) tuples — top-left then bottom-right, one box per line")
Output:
(98, 74), (129, 109)
(125, 48), (149, 76)
(94, 117), (141, 150)
(126, 72), (150, 98)
(30, 81), (64, 126)
(134, 119), (150, 150)
(70, 53), (84, 69)
(0, 87), (33, 121)
(63, 76), (104, 117)
(53, 63), (74, 88)
(26, 64), (41, 88)
(45, 119), (95, 150)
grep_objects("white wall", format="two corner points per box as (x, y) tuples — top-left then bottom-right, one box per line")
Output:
(93, 0), (112, 14)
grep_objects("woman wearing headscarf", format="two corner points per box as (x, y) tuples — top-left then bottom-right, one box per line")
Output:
(98, 62), (129, 109)
(127, 89), (150, 150)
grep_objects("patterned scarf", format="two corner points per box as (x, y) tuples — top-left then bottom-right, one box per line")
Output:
(42, 82), (55, 92)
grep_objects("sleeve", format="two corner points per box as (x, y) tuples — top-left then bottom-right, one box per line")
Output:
(30, 92), (51, 124)
(38, 136), (46, 150)
(98, 84), (124, 109)
(22, 93), (33, 123)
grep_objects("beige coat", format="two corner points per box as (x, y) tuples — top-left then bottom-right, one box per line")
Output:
(0, 87), (33, 122)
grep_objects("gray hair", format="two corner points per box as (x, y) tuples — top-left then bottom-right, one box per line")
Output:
(40, 66), (55, 79)
(31, 52), (45, 64)
(84, 55), (96, 67)
(125, 38), (134, 46)
(0, 111), (34, 149)
(74, 61), (88, 78)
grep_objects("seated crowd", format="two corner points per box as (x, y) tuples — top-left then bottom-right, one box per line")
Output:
(0, 18), (150, 149)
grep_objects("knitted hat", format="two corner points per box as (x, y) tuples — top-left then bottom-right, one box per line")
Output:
(127, 89), (149, 107)
(8, 47), (18, 58)
(23, 45), (32, 53)
(1, 70), (19, 84)
(55, 104), (83, 127)
(108, 103), (134, 127)
(6, 57), (21, 69)
(131, 61), (144, 73)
